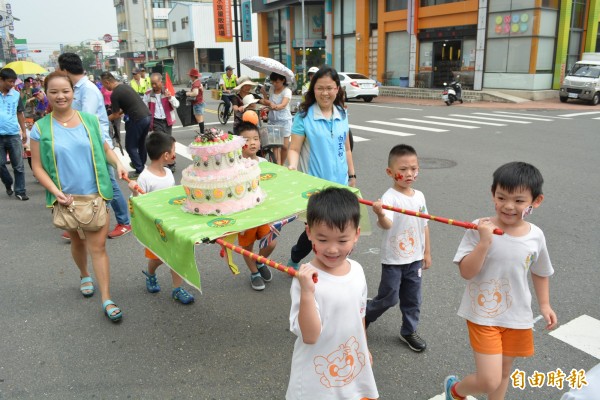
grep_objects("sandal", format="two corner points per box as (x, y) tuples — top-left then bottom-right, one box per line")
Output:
(102, 300), (123, 322)
(80, 277), (94, 298)
(172, 287), (195, 305)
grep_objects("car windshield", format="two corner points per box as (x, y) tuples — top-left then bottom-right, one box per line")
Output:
(570, 65), (600, 78)
(346, 73), (370, 80)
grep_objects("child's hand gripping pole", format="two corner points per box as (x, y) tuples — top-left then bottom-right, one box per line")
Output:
(359, 198), (504, 236)
(215, 238), (318, 283)
(122, 174), (145, 195)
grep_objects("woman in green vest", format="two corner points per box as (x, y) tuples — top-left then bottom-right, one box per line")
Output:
(30, 72), (128, 322)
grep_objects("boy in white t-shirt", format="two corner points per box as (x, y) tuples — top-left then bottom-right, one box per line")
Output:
(287, 187), (378, 400)
(128, 132), (194, 304)
(444, 162), (557, 400)
(365, 144), (431, 352)
(236, 121), (276, 291)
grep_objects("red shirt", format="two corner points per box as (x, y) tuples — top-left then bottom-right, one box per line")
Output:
(191, 79), (203, 104)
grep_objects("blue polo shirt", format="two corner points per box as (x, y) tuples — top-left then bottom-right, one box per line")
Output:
(73, 76), (112, 148)
(0, 88), (24, 136)
(291, 104), (349, 185)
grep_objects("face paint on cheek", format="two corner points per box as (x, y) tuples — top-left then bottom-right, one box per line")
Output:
(243, 145), (248, 149)
(522, 205), (533, 218)
(394, 173), (403, 181)
(414, 170), (419, 178)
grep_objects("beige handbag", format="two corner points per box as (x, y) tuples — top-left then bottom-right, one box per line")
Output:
(52, 194), (108, 239)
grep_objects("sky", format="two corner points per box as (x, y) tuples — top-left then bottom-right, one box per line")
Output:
(9, 0), (118, 64)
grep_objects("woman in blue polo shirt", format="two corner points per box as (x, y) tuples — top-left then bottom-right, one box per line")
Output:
(286, 66), (356, 269)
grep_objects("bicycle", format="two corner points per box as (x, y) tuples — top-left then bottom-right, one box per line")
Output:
(217, 92), (235, 124)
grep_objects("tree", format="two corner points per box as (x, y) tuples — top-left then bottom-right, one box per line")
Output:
(61, 43), (97, 73)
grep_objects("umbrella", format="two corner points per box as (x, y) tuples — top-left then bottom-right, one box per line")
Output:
(241, 56), (295, 83)
(3, 61), (48, 75)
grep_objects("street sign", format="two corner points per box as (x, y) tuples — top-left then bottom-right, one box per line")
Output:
(103, 34), (113, 43)
(93, 45), (102, 52)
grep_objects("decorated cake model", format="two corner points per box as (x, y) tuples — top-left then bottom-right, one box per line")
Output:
(181, 128), (266, 215)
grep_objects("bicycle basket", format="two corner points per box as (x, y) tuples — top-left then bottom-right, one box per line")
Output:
(259, 125), (284, 146)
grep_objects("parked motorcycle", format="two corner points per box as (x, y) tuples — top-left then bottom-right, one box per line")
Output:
(442, 76), (463, 106)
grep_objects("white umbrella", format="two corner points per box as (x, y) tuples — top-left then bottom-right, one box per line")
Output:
(241, 56), (295, 83)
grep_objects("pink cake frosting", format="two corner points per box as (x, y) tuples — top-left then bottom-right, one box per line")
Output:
(181, 128), (266, 215)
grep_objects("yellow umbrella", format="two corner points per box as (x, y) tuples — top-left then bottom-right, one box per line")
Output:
(3, 61), (48, 75)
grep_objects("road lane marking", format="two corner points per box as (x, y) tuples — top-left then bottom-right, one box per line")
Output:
(449, 114), (531, 124)
(396, 118), (479, 129)
(349, 124), (415, 137)
(352, 135), (369, 142)
(549, 314), (600, 360)
(558, 111), (600, 117)
(424, 116), (506, 126)
(493, 111), (572, 119)
(348, 104), (423, 111)
(473, 113), (553, 121)
(367, 120), (447, 132)
(429, 394), (477, 400)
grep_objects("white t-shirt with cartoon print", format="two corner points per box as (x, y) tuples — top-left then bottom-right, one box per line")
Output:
(286, 259), (378, 400)
(453, 220), (554, 329)
(379, 187), (428, 265)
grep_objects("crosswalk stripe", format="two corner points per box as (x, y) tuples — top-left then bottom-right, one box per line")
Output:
(493, 111), (572, 119)
(367, 120), (447, 132)
(592, 117), (600, 120)
(558, 111), (600, 117)
(424, 116), (506, 126)
(349, 124), (415, 137)
(429, 394), (477, 400)
(549, 314), (600, 359)
(175, 142), (193, 160)
(352, 135), (369, 142)
(396, 118), (479, 129)
(449, 114), (531, 124)
(473, 112), (553, 121)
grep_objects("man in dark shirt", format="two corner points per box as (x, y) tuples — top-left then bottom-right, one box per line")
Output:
(100, 72), (151, 178)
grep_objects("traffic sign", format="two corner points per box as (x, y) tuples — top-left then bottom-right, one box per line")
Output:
(103, 34), (113, 43)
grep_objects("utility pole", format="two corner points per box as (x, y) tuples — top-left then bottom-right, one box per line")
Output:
(233, 0), (241, 73)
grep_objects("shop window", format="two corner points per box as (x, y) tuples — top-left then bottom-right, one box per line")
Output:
(267, 9), (288, 65)
(385, 31), (409, 85)
(386, 0), (407, 11)
(333, 0), (356, 71)
(420, 0), (465, 6)
(536, 38), (554, 72)
(294, 5), (325, 40)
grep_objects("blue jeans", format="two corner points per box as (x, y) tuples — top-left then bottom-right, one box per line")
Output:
(0, 134), (26, 195)
(108, 166), (130, 225)
(124, 115), (151, 173)
(366, 260), (423, 335)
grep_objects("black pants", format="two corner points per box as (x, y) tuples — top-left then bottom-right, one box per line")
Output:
(222, 92), (233, 116)
(153, 118), (172, 135)
(290, 227), (312, 264)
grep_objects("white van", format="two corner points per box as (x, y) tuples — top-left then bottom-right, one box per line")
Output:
(559, 53), (600, 105)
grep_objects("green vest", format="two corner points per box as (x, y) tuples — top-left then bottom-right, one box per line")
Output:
(222, 73), (237, 89)
(36, 111), (113, 207)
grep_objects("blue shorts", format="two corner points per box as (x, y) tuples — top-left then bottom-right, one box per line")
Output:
(193, 103), (205, 116)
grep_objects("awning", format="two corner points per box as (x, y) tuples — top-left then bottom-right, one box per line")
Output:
(144, 61), (158, 68)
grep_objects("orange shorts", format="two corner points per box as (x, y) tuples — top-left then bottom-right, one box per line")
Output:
(467, 320), (534, 357)
(145, 248), (159, 260)
(238, 224), (271, 247)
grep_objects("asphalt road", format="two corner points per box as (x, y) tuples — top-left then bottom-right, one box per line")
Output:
(1, 95), (599, 399)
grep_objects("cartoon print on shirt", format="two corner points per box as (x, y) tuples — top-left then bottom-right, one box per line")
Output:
(524, 253), (535, 271)
(469, 279), (512, 318)
(314, 336), (366, 388)
(390, 227), (417, 258)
